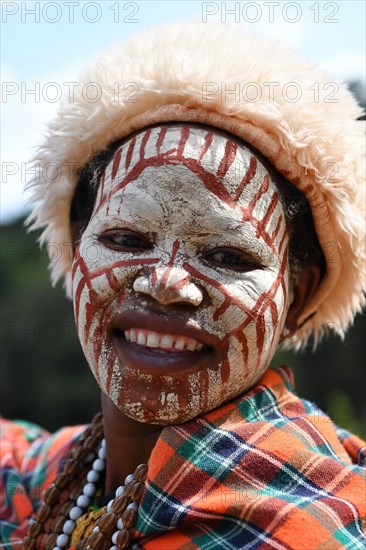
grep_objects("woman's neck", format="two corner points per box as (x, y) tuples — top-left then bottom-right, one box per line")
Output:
(101, 392), (163, 493)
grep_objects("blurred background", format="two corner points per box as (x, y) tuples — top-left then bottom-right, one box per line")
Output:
(1, 1), (365, 434)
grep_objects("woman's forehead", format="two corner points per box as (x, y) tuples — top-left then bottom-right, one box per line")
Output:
(100, 124), (281, 207)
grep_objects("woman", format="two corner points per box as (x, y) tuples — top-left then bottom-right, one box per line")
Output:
(1, 21), (365, 550)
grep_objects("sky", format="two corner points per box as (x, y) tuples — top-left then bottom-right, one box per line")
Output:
(1, 0), (365, 222)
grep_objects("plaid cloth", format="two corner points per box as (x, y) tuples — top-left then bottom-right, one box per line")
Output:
(1, 366), (365, 549)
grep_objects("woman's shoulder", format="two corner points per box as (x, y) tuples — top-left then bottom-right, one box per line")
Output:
(1, 418), (86, 475)
(0, 418), (87, 544)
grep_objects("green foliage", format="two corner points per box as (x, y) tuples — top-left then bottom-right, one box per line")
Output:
(1, 216), (99, 431)
(325, 388), (364, 438)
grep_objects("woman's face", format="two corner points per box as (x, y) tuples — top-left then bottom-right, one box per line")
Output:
(72, 125), (291, 424)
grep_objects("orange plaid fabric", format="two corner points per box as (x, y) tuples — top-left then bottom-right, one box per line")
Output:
(1, 366), (365, 549)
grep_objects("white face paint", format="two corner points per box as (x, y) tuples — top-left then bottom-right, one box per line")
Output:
(72, 125), (291, 424)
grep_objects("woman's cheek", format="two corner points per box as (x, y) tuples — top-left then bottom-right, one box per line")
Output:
(72, 235), (133, 383)
(216, 270), (289, 392)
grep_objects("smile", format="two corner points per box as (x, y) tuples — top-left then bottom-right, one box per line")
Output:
(124, 329), (204, 352)
(111, 311), (221, 376)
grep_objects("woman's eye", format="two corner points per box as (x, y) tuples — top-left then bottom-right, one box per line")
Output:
(98, 230), (152, 252)
(205, 248), (261, 272)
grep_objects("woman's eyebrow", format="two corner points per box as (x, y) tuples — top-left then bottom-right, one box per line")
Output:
(195, 207), (254, 233)
(106, 191), (163, 223)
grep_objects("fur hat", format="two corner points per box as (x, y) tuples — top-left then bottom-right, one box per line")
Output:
(26, 21), (365, 348)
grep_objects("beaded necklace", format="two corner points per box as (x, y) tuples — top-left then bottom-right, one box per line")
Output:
(23, 413), (148, 550)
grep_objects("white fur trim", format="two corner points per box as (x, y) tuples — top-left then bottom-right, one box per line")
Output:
(26, 21), (366, 348)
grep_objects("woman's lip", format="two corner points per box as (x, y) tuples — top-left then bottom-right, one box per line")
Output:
(113, 334), (219, 376)
(111, 311), (220, 350)
(111, 311), (221, 376)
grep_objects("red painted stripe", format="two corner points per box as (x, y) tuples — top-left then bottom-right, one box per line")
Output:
(183, 262), (251, 319)
(241, 334), (250, 374)
(198, 131), (214, 162)
(220, 355), (231, 385)
(89, 257), (159, 281)
(256, 315), (266, 356)
(71, 248), (81, 279)
(217, 141), (237, 179)
(213, 295), (232, 322)
(91, 283), (125, 385)
(107, 270), (121, 292)
(139, 129), (151, 160)
(177, 126), (190, 159)
(181, 157), (235, 204)
(235, 330), (249, 372)
(200, 368), (210, 411)
(84, 290), (100, 346)
(125, 137), (136, 171)
(234, 156), (258, 202)
(247, 174), (269, 217)
(99, 171), (106, 207)
(156, 126), (168, 154)
(111, 148), (122, 180)
(256, 193), (279, 238)
(160, 240), (180, 289)
(252, 248), (289, 319)
(151, 267), (158, 286)
(271, 214), (283, 242)
(280, 276), (288, 307)
(270, 301), (278, 327)
(73, 255), (92, 323)
(90, 171), (107, 221)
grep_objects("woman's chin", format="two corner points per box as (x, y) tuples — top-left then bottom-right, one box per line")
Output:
(119, 398), (200, 426)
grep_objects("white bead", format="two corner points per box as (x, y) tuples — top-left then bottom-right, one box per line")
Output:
(92, 458), (105, 472)
(92, 526), (100, 533)
(112, 531), (120, 544)
(62, 519), (75, 535)
(56, 534), (69, 548)
(83, 482), (96, 497)
(107, 500), (114, 512)
(117, 518), (124, 529)
(98, 446), (106, 460)
(101, 438), (106, 447)
(110, 546), (118, 550)
(115, 485), (125, 497)
(69, 506), (83, 520)
(76, 494), (90, 508)
(87, 470), (100, 483)
(127, 501), (138, 511)
(53, 547), (62, 550)
(125, 473), (134, 485)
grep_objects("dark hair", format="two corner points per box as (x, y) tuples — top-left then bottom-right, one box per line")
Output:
(70, 127), (325, 280)
(70, 143), (119, 236)
(275, 176), (325, 281)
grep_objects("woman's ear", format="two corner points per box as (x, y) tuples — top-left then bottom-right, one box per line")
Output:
(284, 265), (323, 336)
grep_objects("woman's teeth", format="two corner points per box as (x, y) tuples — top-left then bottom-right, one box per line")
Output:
(124, 329), (203, 352)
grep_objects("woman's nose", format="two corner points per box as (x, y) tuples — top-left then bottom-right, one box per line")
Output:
(133, 266), (203, 306)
